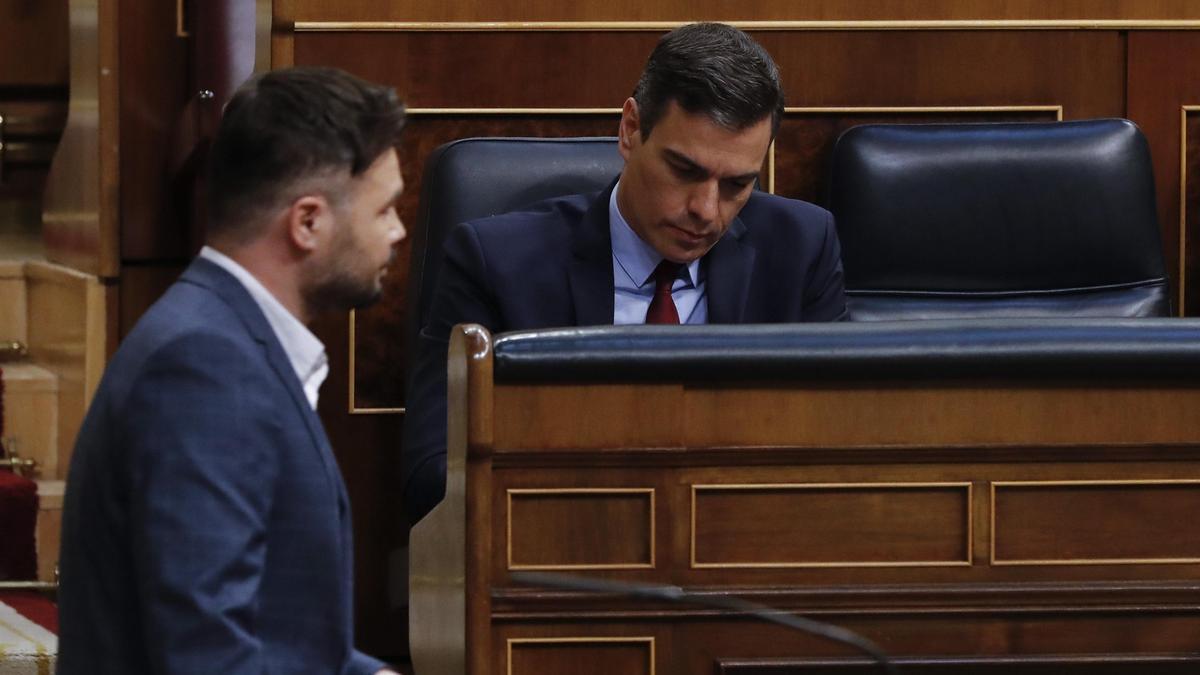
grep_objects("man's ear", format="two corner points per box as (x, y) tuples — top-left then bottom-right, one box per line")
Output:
(618, 97), (641, 160)
(284, 194), (331, 253)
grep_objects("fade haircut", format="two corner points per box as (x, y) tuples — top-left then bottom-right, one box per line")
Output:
(632, 22), (784, 139)
(205, 66), (406, 242)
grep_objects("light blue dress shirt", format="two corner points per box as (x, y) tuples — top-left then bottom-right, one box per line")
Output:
(609, 181), (708, 325)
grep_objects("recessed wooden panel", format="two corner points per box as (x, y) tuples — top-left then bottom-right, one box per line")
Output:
(1183, 108), (1200, 315)
(294, 31), (1122, 116)
(718, 654), (1200, 674)
(993, 481), (1200, 564)
(692, 483), (970, 567)
(508, 637), (653, 675)
(774, 108), (1057, 204)
(508, 488), (654, 569)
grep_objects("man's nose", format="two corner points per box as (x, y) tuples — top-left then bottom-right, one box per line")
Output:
(687, 179), (719, 224)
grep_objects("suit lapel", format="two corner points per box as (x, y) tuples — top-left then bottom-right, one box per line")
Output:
(705, 216), (756, 323)
(568, 181), (618, 326)
(180, 258), (345, 501)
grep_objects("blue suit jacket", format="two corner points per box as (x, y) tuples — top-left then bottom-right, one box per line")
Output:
(57, 258), (384, 675)
(401, 182), (848, 521)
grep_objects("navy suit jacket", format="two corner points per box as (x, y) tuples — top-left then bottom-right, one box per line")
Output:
(57, 258), (384, 675)
(402, 182), (848, 521)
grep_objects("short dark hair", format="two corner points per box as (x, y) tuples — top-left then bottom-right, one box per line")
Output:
(632, 23), (784, 140)
(205, 66), (406, 241)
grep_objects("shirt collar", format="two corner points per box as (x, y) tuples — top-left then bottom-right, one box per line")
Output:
(609, 180), (701, 288)
(199, 246), (328, 409)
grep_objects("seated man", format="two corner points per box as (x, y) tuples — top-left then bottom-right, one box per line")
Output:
(403, 22), (848, 521)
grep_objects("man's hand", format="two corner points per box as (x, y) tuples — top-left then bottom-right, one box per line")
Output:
(376, 670), (402, 675)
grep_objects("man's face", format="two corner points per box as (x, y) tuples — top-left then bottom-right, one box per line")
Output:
(308, 148), (406, 312)
(617, 98), (772, 264)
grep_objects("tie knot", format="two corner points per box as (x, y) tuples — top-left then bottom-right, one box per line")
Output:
(653, 260), (681, 292)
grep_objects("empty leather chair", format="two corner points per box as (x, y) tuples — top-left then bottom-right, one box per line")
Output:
(828, 119), (1170, 320)
(405, 137), (624, 364)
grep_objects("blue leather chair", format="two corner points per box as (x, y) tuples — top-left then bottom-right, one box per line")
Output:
(829, 119), (1171, 320)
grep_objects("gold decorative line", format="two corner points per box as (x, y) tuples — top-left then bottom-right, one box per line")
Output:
(785, 105), (1062, 119)
(991, 479), (1200, 566)
(507, 637), (655, 675)
(507, 488), (656, 571)
(691, 482), (972, 569)
(295, 20), (1200, 33)
(1180, 106), (1200, 316)
(408, 107), (620, 115)
(348, 310), (405, 415)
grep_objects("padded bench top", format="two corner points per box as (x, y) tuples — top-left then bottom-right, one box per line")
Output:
(491, 318), (1200, 383)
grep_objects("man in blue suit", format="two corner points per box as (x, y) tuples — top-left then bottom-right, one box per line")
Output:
(58, 67), (406, 675)
(402, 23), (849, 521)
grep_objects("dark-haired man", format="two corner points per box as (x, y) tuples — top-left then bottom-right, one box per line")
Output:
(403, 23), (848, 521)
(58, 67), (405, 675)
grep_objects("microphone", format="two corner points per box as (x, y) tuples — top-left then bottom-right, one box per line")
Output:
(510, 571), (897, 675)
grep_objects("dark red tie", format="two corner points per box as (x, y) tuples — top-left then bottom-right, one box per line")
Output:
(645, 260), (681, 324)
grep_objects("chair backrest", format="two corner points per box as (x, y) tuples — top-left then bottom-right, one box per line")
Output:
(405, 136), (624, 364)
(828, 119), (1170, 320)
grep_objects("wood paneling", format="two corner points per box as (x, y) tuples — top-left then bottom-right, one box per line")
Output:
(1127, 32), (1200, 315)
(1185, 110), (1200, 314)
(719, 654), (1200, 674)
(993, 482), (1200, 564)
(285, 0), (1200, 23)
(507, 489), (653, 569)
(692, 484), (969, 567)
(118, 0), (191, 262)
(507, 638), (653, 675)
(0, 0), (68, 87)
(774, 109), (1057, 203)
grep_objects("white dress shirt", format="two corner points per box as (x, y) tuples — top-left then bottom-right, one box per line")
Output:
(609, 181), (708, 325)
(199, 246), (329, 410)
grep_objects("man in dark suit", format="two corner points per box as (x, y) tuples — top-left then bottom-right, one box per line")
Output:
(402, 23), (848, 521)
(57, 68), (406, 675)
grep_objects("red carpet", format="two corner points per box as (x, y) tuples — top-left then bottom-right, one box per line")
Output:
(0, 363), (39, 582)
(0, 591), (56, 633)
(0, 469), (38, 581)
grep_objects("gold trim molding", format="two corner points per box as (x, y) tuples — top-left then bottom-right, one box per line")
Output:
(296, 20), (1200, 33)
(507, 488), (656, 571)
(507, 637), (656, 675)
(690, 482), (973, 569)
(990, 479), (1200, 566)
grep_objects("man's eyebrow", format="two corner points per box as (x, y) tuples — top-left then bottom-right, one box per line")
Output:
(662, 148), (760, 183)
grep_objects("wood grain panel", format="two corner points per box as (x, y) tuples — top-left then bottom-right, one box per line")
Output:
(717, 654), (1200, 674)
(993, 481), (1200, 564)
(294, 31), (1122, 116)
(1183, 109), (1200, 315)
(1127, 32), (1200, 315)
(0, 0), (68, 86)
(692, 484), (969, 567)
(507, 638), (653, 675)
(774, 109), (1056, 204)
(507, 489), (653, 569)
(490, 384), (1200, 450)
(286, 0), (1200, 23)
(294, 32), (655, 108)
(351, 114), (617, 410)
(118, 0), (191, 262)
